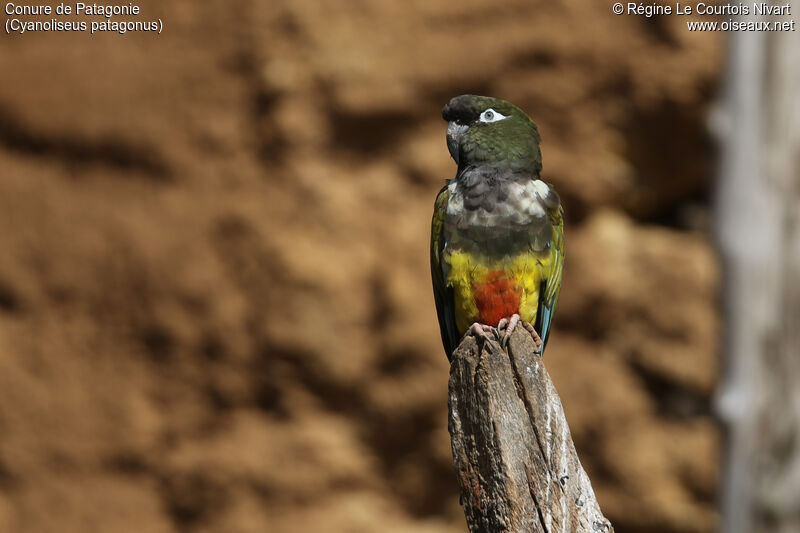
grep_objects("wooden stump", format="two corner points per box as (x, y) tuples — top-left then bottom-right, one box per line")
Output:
(448, 327), (613, 533)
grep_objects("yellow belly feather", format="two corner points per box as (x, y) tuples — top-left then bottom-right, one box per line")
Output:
(446, 249), (552, 333)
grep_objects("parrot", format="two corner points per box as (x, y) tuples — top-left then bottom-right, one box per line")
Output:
(430, 94), (565, 361)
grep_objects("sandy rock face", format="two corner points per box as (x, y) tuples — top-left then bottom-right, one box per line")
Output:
(0, 1), (722, 532)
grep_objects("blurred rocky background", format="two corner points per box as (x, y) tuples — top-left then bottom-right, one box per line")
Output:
(0, 1), (723, 532)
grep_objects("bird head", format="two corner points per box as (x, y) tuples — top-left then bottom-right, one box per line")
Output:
(442, 94), (542, 175)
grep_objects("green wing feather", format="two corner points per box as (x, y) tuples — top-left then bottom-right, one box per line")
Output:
(535, 202), (565, 352)
(430, 184), (459, 360)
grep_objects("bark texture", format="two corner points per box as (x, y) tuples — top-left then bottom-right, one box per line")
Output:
(448, 328), (613, 533)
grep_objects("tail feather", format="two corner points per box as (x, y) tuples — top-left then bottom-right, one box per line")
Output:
(538, 304), (554, 352)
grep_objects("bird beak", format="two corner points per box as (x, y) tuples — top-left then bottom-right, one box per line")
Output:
(447, 122), (468, 164)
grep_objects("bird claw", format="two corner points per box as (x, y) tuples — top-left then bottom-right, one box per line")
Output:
(498, 314), (543, 353)
(497, 315), (518, 349)
(462, 323), (503, 355)
(466, 322), (497, 342)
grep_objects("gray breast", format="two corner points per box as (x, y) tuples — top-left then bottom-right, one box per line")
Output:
(444, 173), (556, 256)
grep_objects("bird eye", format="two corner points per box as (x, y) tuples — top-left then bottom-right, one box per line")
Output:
(479, 108), (508, 123)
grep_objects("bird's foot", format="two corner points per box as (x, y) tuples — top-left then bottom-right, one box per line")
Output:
(465, 322), (497, 343)
(462, 323), (502, 354)
(498, 314), (543, 353)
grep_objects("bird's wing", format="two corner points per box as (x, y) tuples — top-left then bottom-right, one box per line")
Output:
(431, 183), (459, 361)
(535, 202), (565, 352)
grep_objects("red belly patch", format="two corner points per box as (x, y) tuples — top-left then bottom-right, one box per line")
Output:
(472, 270), (520, 327)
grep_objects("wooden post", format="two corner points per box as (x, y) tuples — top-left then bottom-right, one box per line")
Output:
(448, 327), (613, 533)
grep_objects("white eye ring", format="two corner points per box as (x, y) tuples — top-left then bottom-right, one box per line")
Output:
(479, 108), (508, 123)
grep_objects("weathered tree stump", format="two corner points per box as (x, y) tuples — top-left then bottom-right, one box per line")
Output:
(448, 327), (613, 533)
